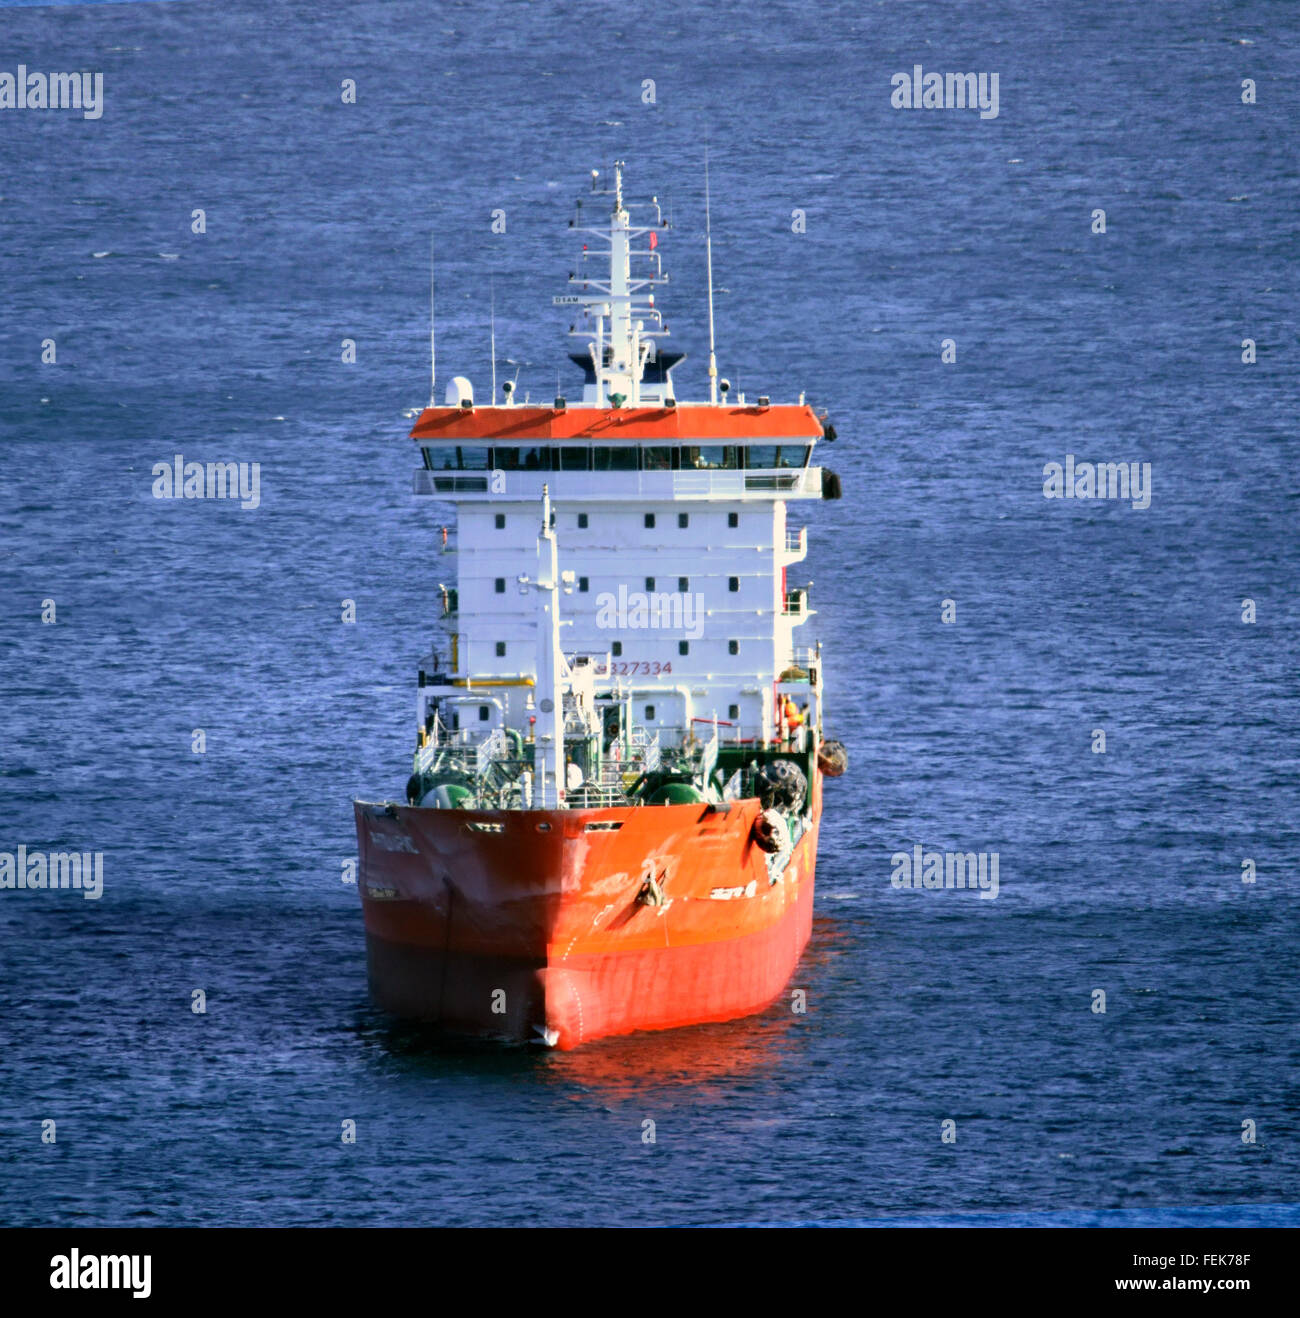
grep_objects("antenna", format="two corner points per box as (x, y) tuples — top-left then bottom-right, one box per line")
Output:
(435, 233), (440, 405)
(705, 147), (718, 406)
(489, 277), (497, 405)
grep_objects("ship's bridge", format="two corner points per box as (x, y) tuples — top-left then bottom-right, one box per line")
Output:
(411, 401), (828, 501)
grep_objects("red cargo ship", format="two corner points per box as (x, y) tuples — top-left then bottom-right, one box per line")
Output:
(355, 163), (845, 1048)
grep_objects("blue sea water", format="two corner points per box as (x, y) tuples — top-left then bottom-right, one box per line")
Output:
(0, 0), (1297, 1228)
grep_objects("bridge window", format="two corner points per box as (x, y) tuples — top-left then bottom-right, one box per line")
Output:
(492, 445), (547, 471)
(425, 445), (491, 470)
(593, 447), (638, 471)
(641, 446), (675, 471)
(683, 445), (739, 470)
(744, 445), (808, 469)
(557, 446), (589, 471)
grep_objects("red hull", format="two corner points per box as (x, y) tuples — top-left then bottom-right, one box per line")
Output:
(354, 780), (820, 1049)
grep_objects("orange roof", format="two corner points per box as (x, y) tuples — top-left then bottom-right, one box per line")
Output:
(410, 403), (823, 443)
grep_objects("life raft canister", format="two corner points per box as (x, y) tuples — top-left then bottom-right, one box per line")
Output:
(817, 739), (849, 778)
(751, 807), (791, 855)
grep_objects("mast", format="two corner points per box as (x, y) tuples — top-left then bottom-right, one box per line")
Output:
(489, 277), (496, 405)
(435, 234), (440, 403)
(705, 147), (718, 406)
(564, 162), (670, 406)
(608, 166), (631, 402)
(519, 486), (564, 808)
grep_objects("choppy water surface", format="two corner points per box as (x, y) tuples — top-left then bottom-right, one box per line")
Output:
(0, 0), (1296, 1225)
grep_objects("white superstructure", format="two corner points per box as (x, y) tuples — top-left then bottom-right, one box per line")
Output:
(409, 164), (838, 802)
